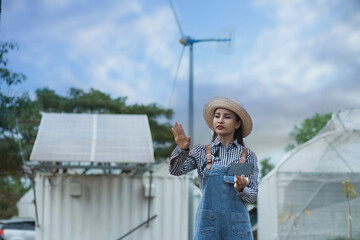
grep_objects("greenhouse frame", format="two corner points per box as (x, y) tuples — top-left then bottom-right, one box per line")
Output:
(258, 108), (360, 240)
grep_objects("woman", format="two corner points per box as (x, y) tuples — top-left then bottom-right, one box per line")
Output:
(169, 97), (258, 240)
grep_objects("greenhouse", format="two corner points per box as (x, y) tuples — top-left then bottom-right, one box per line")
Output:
(258, 108), (360, 240)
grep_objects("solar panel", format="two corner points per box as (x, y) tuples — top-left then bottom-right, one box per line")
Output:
(30, 113), (154, 163)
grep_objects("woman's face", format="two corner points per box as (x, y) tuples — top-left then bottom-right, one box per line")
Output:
(212, 108), (241, 136)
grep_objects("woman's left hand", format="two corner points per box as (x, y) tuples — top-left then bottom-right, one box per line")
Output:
(234, 175), (248, 192)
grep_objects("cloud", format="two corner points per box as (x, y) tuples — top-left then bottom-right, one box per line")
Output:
(3, 0), (359, 163)
(4, 0), (183, 104)
(240, 0), (359, 95)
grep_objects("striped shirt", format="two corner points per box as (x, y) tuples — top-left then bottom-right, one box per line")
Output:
(169, 138), (259, 203)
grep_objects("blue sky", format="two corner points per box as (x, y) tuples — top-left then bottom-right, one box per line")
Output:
(1, 0), (360, 164)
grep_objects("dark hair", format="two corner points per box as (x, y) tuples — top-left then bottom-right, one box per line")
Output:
(211, 112), (245, 146)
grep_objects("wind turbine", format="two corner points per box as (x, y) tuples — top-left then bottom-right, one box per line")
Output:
(168, 2), (233, 239)
(168, 0), (233, 147)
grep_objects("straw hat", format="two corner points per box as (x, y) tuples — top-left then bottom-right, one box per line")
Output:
(203, 97), (253, 137)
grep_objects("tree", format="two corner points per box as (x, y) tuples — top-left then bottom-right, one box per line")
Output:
(0, 177), (30, 218)
(259, 157), (275, 180)
(0, 42), (26, 87)
(285, 113), (332, 152)
(0, 41), (32, 218)
(1, 42), (28, 176)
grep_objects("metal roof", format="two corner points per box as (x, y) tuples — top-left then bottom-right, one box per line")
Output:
(30, 113), (154, 163)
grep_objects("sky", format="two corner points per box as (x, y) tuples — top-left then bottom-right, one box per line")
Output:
(1, 0), (360, 166)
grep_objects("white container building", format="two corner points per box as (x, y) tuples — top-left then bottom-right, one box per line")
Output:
(25, 113), (195, 240)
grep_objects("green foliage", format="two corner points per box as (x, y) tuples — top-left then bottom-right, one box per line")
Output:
(0, 41), (33, 219)
(342, 179), (357, 240)
(0, 42), (26, 88)
(1, 93), (41, 174)
(342, 179), (357, 200)
(259, 157), (275, 180)
(0, 176), (30, 219)
(0, 137), (23, 177)
(1, 42), (36, 177)
(1, 41), (29, 137)
(286, 113), (332, 152)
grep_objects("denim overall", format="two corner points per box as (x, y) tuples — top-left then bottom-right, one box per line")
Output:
(193, 146), (253, 240)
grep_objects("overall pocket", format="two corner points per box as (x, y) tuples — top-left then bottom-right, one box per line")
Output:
(196, 209), (216, 234)
(224, 175), (235, 184)
(231, 212), (252, 238)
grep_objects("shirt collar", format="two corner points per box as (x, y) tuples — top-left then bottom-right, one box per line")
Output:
(211, 137), (241, 149)
(212, 138), (221, 146)
(233, 138), (242, 148)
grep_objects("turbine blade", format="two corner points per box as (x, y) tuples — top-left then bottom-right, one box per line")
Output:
(168, 45), (185, 107)
(168, 0), (184, 37)
(216, 25), (235, 54)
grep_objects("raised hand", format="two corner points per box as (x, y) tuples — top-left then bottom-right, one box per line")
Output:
(172, 122), (191, 150)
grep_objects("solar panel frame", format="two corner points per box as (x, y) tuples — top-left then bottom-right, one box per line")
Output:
(30, 113), (155, 163)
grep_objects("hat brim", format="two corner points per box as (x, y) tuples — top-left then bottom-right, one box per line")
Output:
(203, 97), (253, 137)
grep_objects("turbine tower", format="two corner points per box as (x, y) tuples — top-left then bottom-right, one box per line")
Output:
(168, 1), (234, 240)
(168, 0), (233, 147)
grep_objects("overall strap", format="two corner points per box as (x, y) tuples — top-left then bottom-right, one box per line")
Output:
(205, 144), (212, 170)
(240, 147), (248, 163)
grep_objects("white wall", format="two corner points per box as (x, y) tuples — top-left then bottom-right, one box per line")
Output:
(17, 190), (36, 219)
(34, 168), (190, 240)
